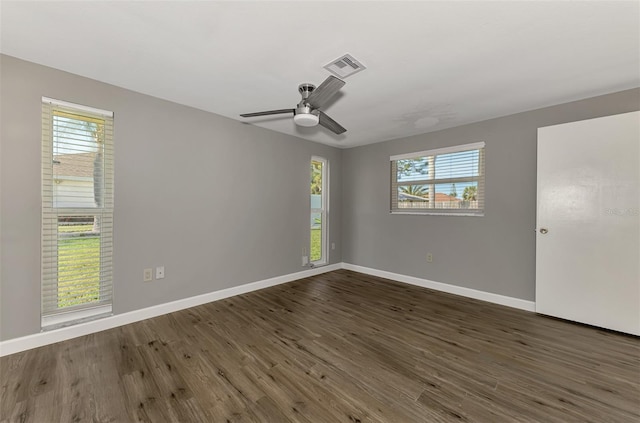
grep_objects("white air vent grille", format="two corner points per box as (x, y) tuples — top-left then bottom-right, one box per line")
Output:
(324, 54), (366, 79)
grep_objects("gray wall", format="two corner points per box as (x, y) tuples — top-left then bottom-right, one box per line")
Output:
(0, 55), (342, 341)
(341, 88), (640, 301)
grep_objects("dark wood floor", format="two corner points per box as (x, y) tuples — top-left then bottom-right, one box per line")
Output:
(1, 270), (639, 422)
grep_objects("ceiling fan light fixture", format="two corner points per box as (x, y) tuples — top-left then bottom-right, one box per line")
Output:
(293, 112), (319, 127)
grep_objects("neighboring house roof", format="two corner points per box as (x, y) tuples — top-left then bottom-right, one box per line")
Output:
(53, 152), (96, 178)
(398, 192), (426, 201)
(434, 193), (460, 202)
(398, 192), (461, 202)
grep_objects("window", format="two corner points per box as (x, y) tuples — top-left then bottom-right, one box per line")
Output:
(310, 157), (328, 265)
(41, 98), (114, 328)
(390, 142), (485, 215)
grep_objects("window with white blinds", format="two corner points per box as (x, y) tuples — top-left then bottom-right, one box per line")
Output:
(390, 142), (485, 215)
(41, 98), (114, 328)
(310, 157), (328, 265)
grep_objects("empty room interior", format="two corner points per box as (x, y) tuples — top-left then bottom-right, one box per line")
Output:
(1, 1), (639, 422)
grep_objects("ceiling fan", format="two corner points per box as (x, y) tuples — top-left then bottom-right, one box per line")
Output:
(240, 75), (347, 134)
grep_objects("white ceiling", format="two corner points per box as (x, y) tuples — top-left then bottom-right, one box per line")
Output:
(1, 1), (638, 148)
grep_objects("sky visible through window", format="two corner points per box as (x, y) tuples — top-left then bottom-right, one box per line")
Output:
(53, 115), (98, 155)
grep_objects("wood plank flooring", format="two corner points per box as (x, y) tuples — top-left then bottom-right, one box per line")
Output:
(1, 270), (639, 422)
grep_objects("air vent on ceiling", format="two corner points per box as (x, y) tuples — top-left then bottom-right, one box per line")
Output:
(323, 54), (366, 79)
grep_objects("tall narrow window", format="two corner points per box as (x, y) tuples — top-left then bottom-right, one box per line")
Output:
(310, 157), (328, 265)
(42, 98), (114, 328)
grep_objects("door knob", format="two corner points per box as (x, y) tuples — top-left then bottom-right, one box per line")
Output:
(539, 228), (549, 234)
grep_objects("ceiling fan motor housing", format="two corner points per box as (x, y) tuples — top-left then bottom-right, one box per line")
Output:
(298, 83), (316, 99)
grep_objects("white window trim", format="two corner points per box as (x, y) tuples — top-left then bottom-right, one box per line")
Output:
(390, 142), (485, 216)
(42, 97), (113, 117)
(311, 156), (329, 266)
(41, 304), (112, 331)
(390, 142), (485, 161)
(391, 210), (485, 217)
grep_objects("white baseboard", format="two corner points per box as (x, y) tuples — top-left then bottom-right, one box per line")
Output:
(0, 262), (534, 357)
(341, 263), (536, 312)
(0, 263), (341, 357)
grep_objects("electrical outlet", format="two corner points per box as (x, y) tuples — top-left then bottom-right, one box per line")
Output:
(426, 253), (433, 263)
(302, 256), (309, 266)
(143, 268), (153, 282)
(156, 266), (165, 279)
(331, 242), (336, 250)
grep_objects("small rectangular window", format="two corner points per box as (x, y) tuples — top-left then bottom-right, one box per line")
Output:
(42, 98), (114, 328)
(390, 142), (485, 215)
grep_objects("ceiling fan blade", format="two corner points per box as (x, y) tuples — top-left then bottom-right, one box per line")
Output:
(318, 110), (346, 134)
(306, 76), (345, 110)
(240, 109), (294, 117)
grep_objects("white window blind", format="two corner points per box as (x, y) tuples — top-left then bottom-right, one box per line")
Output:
(42, 98), (114, 328)
(390, 142), (485, 215)
(310, 157), (328, 265)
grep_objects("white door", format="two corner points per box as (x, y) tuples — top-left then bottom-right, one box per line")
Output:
(536, 111), (640, 335)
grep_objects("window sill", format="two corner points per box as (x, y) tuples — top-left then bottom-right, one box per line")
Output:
(42, 304), (113, 331)
(391, 211), (484, 217)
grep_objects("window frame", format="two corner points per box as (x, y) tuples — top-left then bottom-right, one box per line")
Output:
(41, 97), (114, 329)
(310, 156), (329, 266)
(390, 142), (485, 216)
